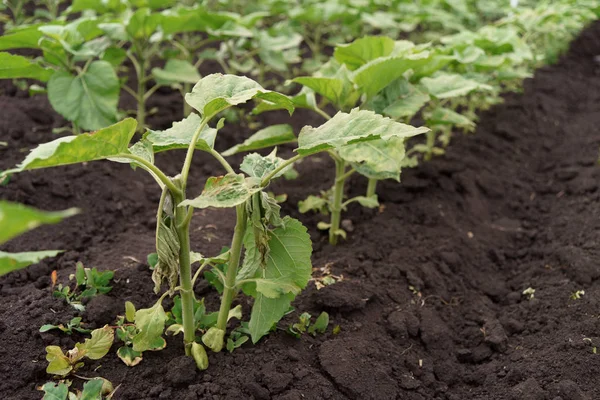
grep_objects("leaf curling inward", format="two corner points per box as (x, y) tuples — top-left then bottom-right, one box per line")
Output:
(180, 173), (261, 209)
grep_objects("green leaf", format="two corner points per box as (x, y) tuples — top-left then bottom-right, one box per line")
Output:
(223, 125), (295, 156)
(145, 113), (217, 153)
(191, 342), (209, 370)
(248, 217), (312, 343)
(296, 109), (429, 156)
(47, 60), (120, 130)
(334, 36), (395, 70)
(298, 195), (328, 214)
(0, 250), (64, 276)
(185, 74), (294, 119)
(41, 382), (69, 400)
(80, 379), (103, 400)
(351, 53), (434, 97)
(240, 150), (288, 180)
(427, 107), (475, 127)
(308, 312), (329, 335)
(4, 118), (136, 175)
(0, 201), (79, 244)
(420, 73), (493, 99)
(125, 301), (136, 323)
(354, 196), (380, 208)
(132, 299), (167, 352)
(202, 327), (225, 352)
(291, 67), (359, 109)
(0, 52), (53, 81)
(367, 79), (430, 119)
(126, 8), (162, 40)
(0, 26), (43, 50)
(76, 326), (114, 360)
(45, 346), (72, 376)
(117, 346), (143, 367)
(180, 173), (261, 209)
(339, 137), (407, 181)
(152, 59), (200, 85)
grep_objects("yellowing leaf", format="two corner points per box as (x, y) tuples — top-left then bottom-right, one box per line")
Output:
(76, 326), (114, 360)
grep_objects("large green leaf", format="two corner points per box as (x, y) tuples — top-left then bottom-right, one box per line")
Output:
(223, 125), (295, 156)
(132, 299), (167, 352)
(152, 59), (200, 85)
(145, 113), (216, 153)
(126, 8), (162, 40)
(0, 52), (53, 82)
(76, 326), (114, 359)
(420, 73), (493, 99)
(0, 250), (64, 276)
(0, 202), (78, 244)
(48, 60), (120, 130)
(4, 119), (136, 175)
(247, 217), (312, 343)
(334, 36), (395, 70)
(185, 74), (294, 119)
(338, 137), (407, 181)
(351, 52), (433, 97)
(296, 109), (429, 156)
(180, 173), (260, 209)
(367, 79), (430, 119)
(0, 25), (43, 50)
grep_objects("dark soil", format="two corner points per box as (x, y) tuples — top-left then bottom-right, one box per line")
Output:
(2, 21), (600, 400)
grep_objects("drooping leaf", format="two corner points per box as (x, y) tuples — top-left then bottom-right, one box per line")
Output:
(296, 109), (429, 156)
(132, 299), (167, 352)
(47, 60), (120, 130)
(80, 379), (104, 400)
(0, 52), (53, 81)
(76, 326), (114, 360)
(41, 382), (69, 400)
(0, 250), (64, 276)
(0, 202), (79, 244)
(191, 342), (209, 370)
(152, 59), (201, 85)
(117, 346), (143, 367)
(240, 150), (289, 181)
(3, 119), (136, 176)
(247, 217), (312, 343)
(152, 219), (180, 294)
(202, 327), (225, 352)
(180, 173), (261, 209)
(338, 137), (407, 181)
(45, 346), (72, 376)
(334, 36), (395, 70)
(427, 107), (475, 127)
(145, 113), (217, 153)
(223, 125), (295, 156)
(420, 73), (493, 99)
(354, 196), (380, 208)
(125, 301), (136, 323)
(185, 74), (294, 119)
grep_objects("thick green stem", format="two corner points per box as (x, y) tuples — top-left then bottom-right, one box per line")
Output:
(215, 204), (247, 334)
(173, 191), (196, 356)
(329, 158), (346, 245)
(424, 130), (436, 161)
(183, 82), (192, 116)
(366, 179), (378, 198)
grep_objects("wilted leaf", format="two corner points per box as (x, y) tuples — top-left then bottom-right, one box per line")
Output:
(223, 125), (295, 156)
(4, 119), (136, 175)
(296, 109), (428, 156)
(202, 327), (225, 352)
(76, 326), (114, 360)
(117, 346), (143, 367)
(45, 346), (72, 376)
(145, 113), (217, 153)
(191, 342), (209, 370)
(132, 299), (167, 352)
(180, 173), (261, 209)
(185, 74), (294, 119)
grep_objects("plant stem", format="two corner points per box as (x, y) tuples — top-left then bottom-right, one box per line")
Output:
(137, 57), (147, 132)
(260, 154), (303, 186)
(183, 82), (191, 116)
(424, 130), (435, 161)
(329, 158), (346, 245)
(215, 204), (247, 334)
(366, 179), (377, 198)
(173, 191), (195, 356)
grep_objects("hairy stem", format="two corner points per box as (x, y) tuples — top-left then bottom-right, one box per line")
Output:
(215, 204), (247, 335)
(173, 191), (195, 356)
(329, 158), (346, 245)
(366, 179), (378, 198)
